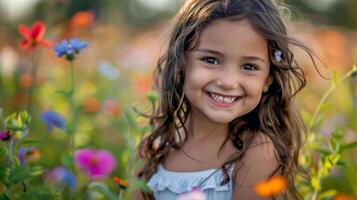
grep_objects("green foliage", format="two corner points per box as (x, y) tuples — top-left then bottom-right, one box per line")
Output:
(89, 182), (117, 200)
(8, 166), (43, 184)
(299, 66), (357, 200)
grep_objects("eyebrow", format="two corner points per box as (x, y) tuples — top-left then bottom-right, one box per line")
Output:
(194, 48), (266, 63)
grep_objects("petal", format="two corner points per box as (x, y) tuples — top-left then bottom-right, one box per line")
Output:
(39, 39), (52, 48)
(254, 182), (272, 197)
(31, 21), (46, 40)
(18, 24), (31, 39)
(269, 176), (286, 194)
(19, 39), (31, 49)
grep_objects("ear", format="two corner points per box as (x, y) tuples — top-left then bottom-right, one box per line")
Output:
(263, 75), (273, 92)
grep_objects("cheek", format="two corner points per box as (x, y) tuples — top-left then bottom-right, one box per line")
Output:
(184, 67), (213, 89)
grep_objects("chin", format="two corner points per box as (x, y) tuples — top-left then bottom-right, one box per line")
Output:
(206, 114), (237, 124)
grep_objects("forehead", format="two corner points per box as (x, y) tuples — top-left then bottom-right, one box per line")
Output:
(196, 19), (268, 58)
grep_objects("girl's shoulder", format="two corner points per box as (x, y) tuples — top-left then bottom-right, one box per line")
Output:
(232, 131), (281, 198)
(239, 131), (279, 170)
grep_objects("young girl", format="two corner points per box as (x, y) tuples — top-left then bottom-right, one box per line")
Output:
(137, 0), (317, 199)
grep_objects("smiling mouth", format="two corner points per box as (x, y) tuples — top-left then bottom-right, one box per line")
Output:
(207, 92), (241, 104)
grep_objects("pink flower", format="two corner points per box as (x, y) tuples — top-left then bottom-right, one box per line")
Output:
(74, 148), (116, 179)
(177, 187), (206, 200)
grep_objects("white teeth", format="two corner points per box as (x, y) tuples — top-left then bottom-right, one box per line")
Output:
(209, 93), (237, 103)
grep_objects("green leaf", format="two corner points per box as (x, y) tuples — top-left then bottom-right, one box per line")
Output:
(15, 190), (57, 200)
(301, 110), (312, 127)
(0, 107), (4, 121)
(4, 124), (22, 132)
(331, 129), (344, 140)
(319, 102), (331, 111)
(9, 166), (43, 184)
(18, 139), (41, 146)
(314, 115), (325, 129)
(329, 137), (340, 152)
(0, 146), (7, 160)
(54, 90), (72, 98)
(19, 111), (31, 124)
(125, 110), (137, 128)
(352, 64), (357, 78)
(0, 193), (10, 200)
(133, 179), (151, 192)
(318, 189), (337, 200)
(340, 141), (357, 153)
(328, 154), (341, 166)
(60, 154), (73, 168)
(336, 160), (346, 166)
(0, 165), (9, 182)
(89, 182), (117, 200)
(313, 147), (331, 156)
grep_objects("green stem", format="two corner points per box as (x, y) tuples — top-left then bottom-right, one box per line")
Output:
(67, 60), (78, 170)
(8, 139), (14, 170)
(118, 190), (124, 200)
(5, 139), (15, 195)
(307, 67), (357, 134)
(26, 51), (39, 113)
(308, 66), (357, 200)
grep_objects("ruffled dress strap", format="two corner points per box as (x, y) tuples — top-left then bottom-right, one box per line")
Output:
(147, 164), (234, 200)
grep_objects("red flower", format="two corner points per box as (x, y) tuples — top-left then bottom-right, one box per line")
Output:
(18, 21), (52, 51)
(113, 176), (129, 189)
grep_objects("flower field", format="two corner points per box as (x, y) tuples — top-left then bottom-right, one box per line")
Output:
(0, 0), (357, 199)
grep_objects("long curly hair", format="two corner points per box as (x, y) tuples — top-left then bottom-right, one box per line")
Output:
(138, 0), (319, 199)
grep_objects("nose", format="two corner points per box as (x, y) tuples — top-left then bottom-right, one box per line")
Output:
(216, 65), (240, 89)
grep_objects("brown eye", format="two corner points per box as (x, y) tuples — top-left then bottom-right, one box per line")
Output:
(200, 57), (219, 65)
(241, 63), (258, 71)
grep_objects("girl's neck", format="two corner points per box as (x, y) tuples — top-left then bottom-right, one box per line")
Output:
(185, 112), (229, 143)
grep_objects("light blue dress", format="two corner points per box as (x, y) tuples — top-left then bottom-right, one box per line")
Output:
(147, 164), (234, 200)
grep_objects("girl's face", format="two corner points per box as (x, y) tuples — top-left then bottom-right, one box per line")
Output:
(183, 18), (272, 124)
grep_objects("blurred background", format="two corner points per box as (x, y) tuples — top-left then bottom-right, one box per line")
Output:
(0, 0), (356, 199)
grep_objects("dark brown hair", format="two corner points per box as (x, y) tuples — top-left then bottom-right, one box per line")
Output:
(138, 0), (318, 199)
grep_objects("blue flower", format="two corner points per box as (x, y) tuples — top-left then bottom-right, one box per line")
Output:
(97, 60), (120, 80)
(41, 111), (66, 131)
(53, 38), (88, 60)
(47, 167), (77, 188)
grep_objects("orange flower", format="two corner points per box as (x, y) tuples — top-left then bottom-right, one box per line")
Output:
(83, 97), (100, 113)
(334, 194), (357, 200)
(113, 176), (129, 189)
(103, 100), (122, 117)
(133, 74), (152, 95)
(18, 21), (52, 51)
(70, 11), (94, 28)
(20, 74), (33, 89)
(255, 176), (287, 197)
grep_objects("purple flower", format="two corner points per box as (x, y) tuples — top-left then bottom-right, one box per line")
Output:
(41, 111), (66, 131)
(46, 167), (76, 188)
(177, 187), (206, 200)
(0, 130), (11, 141)
(53, 38), (88, 60)
(274, 50), (282, 62)
(18, 147), (41, 164)
(74, 148), (116, 179)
